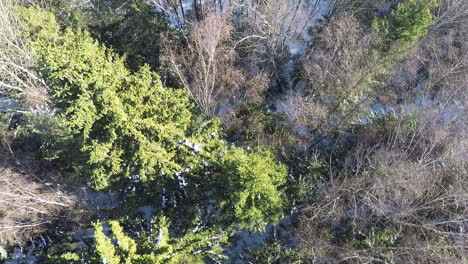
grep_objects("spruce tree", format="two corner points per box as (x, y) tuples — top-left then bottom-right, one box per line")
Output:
(18, 7), (288, 232)
(18, 7), (222, 190)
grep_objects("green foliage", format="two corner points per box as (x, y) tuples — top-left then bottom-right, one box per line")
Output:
(351, 226), (400, 249)
(17, 7), (60, 41)
(93, 221), (121, 264)
(51, 219), (228, 264)
(285, 155), (324, 204)
(390, 0), (437, 42)
(17, 7), (222, 190)
(60, 252), (80, 261)
(0, 110), (70, 163)
(215, 146), (287, 230)
(373, 0), (437, 43)
(86, 0), (173, 70)
(328, 0), (437, 128)
(44, 0), (91, 29)
(233, 103), (275, 145)
(17, 6), (287, 231)
(247, 242), (307, 264)
(0, 245), (7, 260)
(108, 220), (137, 262)
(368, 111), (421, 137)
(371, 16), (389, 36)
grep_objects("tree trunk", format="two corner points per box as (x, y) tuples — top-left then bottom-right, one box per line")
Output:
(193, 0), (200, 21)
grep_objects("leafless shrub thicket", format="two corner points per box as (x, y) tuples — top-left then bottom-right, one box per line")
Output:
(386, 51), (467, 118)
(432, 0), (468, 31)
(293, 3), (468, 262)
(296, 108), (468, 263)
(170, 0), (337, 147)
(423, 34), (468, 105)
(0, 118), (76, 244)
(0, 0), (48, 106)
(150, 0), (207, 24)
(301, 14), (381, 128)
(386, 0), (467, 104)
(230, 0), (332, 86)
(274, 92), (327, 133)
(0, 166), (75, 243)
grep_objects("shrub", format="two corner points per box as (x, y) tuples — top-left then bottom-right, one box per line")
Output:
(86, 0), (172, 70)
(0, 246), (7, 260)
(284, 153), (325, 205)
(0, 114), (75, 243)
(295, 109), (468, 263)
(301, 15), (381, 129)
(390, 0), (437, 42)
(247, 242), (308, 264)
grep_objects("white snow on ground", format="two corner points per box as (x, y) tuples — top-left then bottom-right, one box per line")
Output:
(226, 216), (298, 263)
(153, 0), (231, 27)
(274, 91), (314, 137)
(0, 94), (19, 112)
(284, 0), (333, 57)
(138, 205), (155, 222)
(275, 0), (333, 133)
(285, 40), (306, 56)
(80, 190), (121, 211)
(364, 91), (466, 128)
(4, 248), (37, 264)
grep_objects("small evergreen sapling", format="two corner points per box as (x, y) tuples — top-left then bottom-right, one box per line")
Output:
(372, 0), (438, 44)
(214, 146), (287, 230)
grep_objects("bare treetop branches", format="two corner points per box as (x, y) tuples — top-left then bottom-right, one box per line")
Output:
(0, 0), (48, 106)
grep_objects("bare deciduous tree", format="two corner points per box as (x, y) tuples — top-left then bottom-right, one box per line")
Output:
(232, 0), (326, 79)
(165, 11), (245, 116)
(0, 0), (48, 106)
